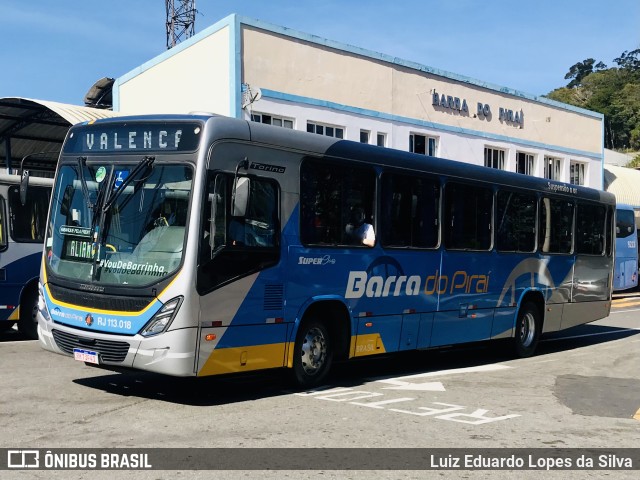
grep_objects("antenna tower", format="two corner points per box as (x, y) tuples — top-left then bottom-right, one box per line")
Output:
(165, 0), (196, 49)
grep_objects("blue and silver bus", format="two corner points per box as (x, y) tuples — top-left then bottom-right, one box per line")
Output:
(37, 114), (615, 386)
(613, 204), (638, 291)
(0, 172), (53, 338)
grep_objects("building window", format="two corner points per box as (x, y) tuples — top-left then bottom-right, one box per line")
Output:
(544, 156), (562, 181)
(251, 113), (293, 129)
(360, 130), (370, 144)
(376, 132), (387, 147)
(484, 147), (505, 170)
(570, 161), (586, 185)
(409, 134), (437, 156)
(516, 152), (534, 175)
(307, 121), (344, 139)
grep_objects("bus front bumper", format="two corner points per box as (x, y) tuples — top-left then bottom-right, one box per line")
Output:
(37, 312), (197, 377)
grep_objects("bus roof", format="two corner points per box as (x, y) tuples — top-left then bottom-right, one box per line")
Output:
(70, 113), (616, 206)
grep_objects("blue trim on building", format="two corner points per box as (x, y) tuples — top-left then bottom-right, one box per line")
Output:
(229, 15), (242, 118)
(260, 88), (602, 160)
(601, 119), (606, 189)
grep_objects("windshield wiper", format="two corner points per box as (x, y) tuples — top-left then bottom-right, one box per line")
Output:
(102, 155), (155, 213)
(77, 157), (93, 210)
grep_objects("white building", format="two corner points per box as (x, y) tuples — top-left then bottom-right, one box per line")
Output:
(113, 14), (604, 189)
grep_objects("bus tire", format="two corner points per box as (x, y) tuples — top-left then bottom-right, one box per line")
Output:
(513, 301), (540, 358)
(18, 287), (39, 340)
(292, 319), (333, 388)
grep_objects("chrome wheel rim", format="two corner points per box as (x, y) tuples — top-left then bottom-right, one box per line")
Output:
(300, 327), (327, 376)
(520, 312), (536, 348)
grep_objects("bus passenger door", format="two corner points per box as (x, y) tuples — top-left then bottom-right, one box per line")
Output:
(565, 203), (612, 329)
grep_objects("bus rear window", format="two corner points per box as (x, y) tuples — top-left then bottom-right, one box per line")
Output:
(616, 209), (636, 239)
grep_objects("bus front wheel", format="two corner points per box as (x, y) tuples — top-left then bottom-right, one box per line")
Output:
(513, 302), (541, 358)
(292, 320), (333, 388)
(18, 287), (39, 340)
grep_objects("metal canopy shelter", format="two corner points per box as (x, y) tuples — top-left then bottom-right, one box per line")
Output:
(0, 97), (115, 174)
(604, 164), (640, 210)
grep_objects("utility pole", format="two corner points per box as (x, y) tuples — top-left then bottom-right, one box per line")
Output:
(165, 0), (196, 49)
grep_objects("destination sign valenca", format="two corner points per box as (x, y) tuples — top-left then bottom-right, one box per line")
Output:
(64, 122), (201, 153)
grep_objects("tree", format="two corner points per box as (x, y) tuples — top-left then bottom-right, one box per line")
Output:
(613, 49), (640, 72)
(547, 48), (640, 150)
(564, 58), (607, 88)
(627, 153), (640, 169)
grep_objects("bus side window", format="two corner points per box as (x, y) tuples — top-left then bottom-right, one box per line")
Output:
(576, 202), (606, 255)
(444, 182), (492, 251)
(7, 186), (51, 242)
(197, 171), (280, 293)
(300, 159), (375, 246)
(0, 196), (6, 250)
(380, 172), (439, 248)
(539, 197), (574, 254)
(496, 190), (536, 253)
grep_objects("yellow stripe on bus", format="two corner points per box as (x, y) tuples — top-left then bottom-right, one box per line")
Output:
(198, 343), (288, 376)
(353, 333), (387, 357)
(8, 307), (20, 321)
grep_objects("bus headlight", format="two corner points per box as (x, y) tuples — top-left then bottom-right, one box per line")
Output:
(140, 296), (183, 337)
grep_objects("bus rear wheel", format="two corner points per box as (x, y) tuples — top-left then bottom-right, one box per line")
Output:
(513, 302), (541, 358)
(292, 320), (333, 388)
(18, 287), (39, 340)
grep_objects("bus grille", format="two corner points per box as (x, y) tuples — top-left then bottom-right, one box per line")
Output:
(52, 329), (130, 363)
(48, 283), (153, 312)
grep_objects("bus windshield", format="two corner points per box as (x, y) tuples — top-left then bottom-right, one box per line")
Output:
(45, 162), (193, 287)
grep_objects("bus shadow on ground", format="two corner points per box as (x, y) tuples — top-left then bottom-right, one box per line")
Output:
(0, 327), (31, 342)
(72, 324), (639, 407)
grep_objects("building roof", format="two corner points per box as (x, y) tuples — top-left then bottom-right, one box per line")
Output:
(0, 97), (116, 172)
(604, 164), (640, 208)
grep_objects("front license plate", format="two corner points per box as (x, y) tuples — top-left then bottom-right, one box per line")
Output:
(73, 348), (99, 364)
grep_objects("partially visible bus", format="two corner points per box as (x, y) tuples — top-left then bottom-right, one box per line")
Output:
(0, 172), (53, 338)
(37, 114), (615, 386)
(613, 204), (638, 291)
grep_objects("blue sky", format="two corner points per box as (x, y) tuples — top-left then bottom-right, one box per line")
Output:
(1, 0), (639, 105)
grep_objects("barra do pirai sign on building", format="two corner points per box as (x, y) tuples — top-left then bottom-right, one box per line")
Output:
(432, 90), (524, 127)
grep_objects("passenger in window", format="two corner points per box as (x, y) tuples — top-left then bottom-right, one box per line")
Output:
(346, 206), (375, 247)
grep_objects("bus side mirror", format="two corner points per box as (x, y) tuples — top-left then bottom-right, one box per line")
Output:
(19, 170), (30, 206)
(232, 177), (250, 217)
